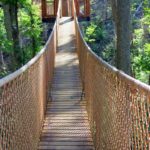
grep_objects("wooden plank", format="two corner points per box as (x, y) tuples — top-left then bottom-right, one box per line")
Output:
(42, 0), (47, 18)
(39, 141), (93, 146)
(38, 145), (94, 150)
(62, 0), (69, 16)
(41, 126), (90, 130)
(46, 100), (86, 104)
(43, 123), (90, 127)
(46, 103), (84, 107)
(46, 105), (86, 109)
(39, 137), (93, 142)
(54, 0), (58, 16)
(45, 113), (88, 117)
(41, 130), (91, 134)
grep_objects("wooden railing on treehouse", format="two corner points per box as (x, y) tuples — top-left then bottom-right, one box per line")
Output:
(0, 0), (149, 149)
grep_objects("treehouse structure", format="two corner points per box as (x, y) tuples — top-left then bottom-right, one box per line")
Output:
(74, 0), (90, 18)
(41, 0), (90, 21)
(41, 0), (58, 21)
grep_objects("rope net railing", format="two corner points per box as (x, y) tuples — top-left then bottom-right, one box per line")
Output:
(0, 31), (56, 149)
(0, 1), (62, 149)
(73, 1), (150, 149)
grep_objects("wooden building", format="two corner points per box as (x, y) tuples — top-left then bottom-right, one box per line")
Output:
(34, 0), (90, 21)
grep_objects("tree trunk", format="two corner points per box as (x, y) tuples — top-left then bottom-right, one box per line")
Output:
(143, 0), (150, 43)
(0, 50), (6, 71)
(2, 2), (22, 66)
(101, 0), (108, 21)
(111, 0), (117, 23)
(116, 0), (131, 75)
(29, 4), (37, 57)
(3, 4), (13, 41)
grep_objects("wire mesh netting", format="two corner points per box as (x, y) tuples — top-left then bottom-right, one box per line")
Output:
(74, 2), (150, 148)
(0, 27), (56, 150)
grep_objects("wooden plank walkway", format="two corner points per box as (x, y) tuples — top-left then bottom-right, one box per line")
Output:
(38, 17), (94, 150)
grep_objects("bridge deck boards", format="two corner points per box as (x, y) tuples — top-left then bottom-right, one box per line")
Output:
(38, 17), (94, 150)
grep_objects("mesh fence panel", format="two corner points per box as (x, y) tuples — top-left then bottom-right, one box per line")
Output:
(74, 4), (150, 149)
(0, 25), (57, 150)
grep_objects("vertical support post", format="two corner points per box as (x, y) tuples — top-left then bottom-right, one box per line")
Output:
(68, 0), (73, 16)
(67, 0), (70, 16)
(74, 0), (80, 16)
(42, 0), (47, 18)
(71, 0), (73, 17)
(85, 0), (90, 17)
(54, 0), (58, 16)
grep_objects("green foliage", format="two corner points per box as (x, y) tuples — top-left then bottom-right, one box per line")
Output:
(132, 29), (143, 53)
(19, 1), (43, 62)
(0, 0), (43, 78)
(1, 0), (25, 5)
(133, 43), (150, 71)
(81, 16), (115, 63)
(131, 28), (150, 83)
(141, 43), (150, 71)
(102, 42), (115, 63)
(85, 22), (106, 43)
(0, 9), (13, 53)
(142, 1), (150, 34)
(131, 0), (150, 83)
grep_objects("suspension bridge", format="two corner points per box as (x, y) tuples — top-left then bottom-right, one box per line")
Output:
(0, 0), (149, 150)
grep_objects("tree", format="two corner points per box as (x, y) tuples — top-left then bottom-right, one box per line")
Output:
(0, 0), (43, 78)
(2, 0), (22, 66)
(19, 0), (43, 62)
(132, 0), (150, 84)
(22, 0), (41, 57)
(111, 0), (131, 75)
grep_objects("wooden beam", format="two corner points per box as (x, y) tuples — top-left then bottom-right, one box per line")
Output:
(42, 0), (47, 18)
(85, 0), (90, 17)
(74, 0), (80, 16)
(62, 0), (69, 16)
(54, 0), (58, 16)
